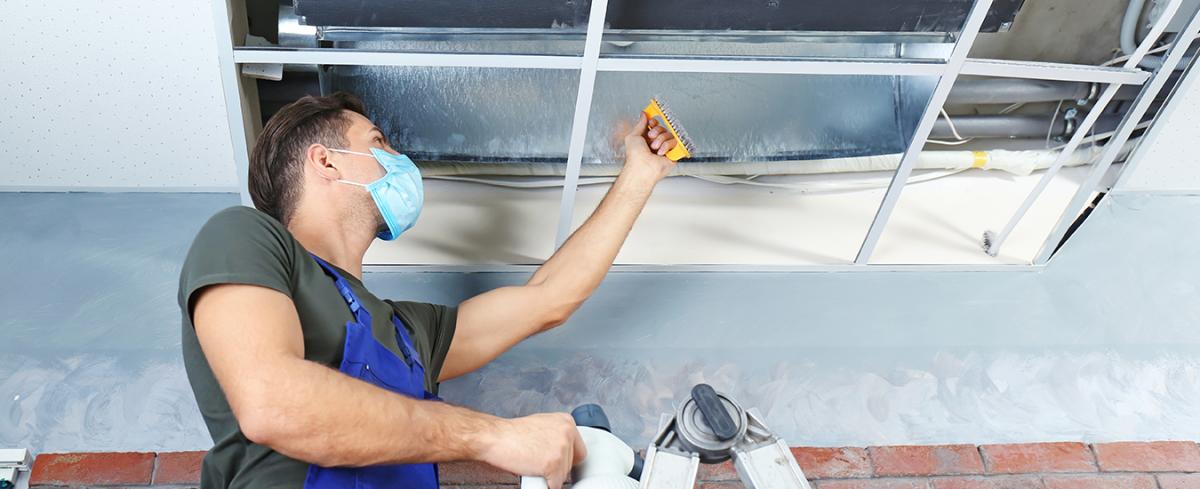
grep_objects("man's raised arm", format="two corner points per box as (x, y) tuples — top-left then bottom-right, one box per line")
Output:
(443, 114), (678, 380)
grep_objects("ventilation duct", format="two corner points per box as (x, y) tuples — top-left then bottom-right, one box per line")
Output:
(271, 1), (1031, 168)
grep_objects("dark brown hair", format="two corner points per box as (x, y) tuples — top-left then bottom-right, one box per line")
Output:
(249, 92), (367, 225)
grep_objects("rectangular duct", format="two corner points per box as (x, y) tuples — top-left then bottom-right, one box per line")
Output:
(294, 0), (1024, 32)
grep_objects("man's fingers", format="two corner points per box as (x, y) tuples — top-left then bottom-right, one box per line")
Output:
(651, 132), (670, 151)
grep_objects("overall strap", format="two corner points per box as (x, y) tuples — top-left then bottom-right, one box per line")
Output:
(310, 254), (372, 327)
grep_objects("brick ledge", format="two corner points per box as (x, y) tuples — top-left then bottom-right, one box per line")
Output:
(28, 441), (1200, 488)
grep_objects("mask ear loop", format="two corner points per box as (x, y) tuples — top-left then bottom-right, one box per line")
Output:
(326, 147), (374, 157)
(325, 147), (376, 187)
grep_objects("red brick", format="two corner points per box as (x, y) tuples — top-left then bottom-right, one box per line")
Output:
(30, 451), (156, 486)
(819, 479), (929, 489)
(153, 450), (206, 484)
(439, 460), (515, 484)
(699, 460), (739, 481)
(700, 483), (744, 489)
(1159, 473), (1200, 489)
(1093, 441), (1200, 472)
(930, 475), (1045, 489)
(869, 445), (984, 477)
(980, 443), (1095, 474)
(1043, 474), (1157, 489)
(793, 447), (873, 479)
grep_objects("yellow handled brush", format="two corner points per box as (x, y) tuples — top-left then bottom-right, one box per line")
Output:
(642, 97), (696, 162)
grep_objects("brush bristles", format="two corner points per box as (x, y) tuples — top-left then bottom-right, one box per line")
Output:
(655, 97), (697, 154)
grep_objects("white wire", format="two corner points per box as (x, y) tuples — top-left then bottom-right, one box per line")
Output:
(1102, 44), (1171, 66)
(426, 175), (616, 188)
(927, 138), (976, 146)
(1045, 99), (1065, 149)
(999, 102), (1025, 114)
(939, 108), (966, 141)
(689, 169), (971, 193)
(427, 168), (973, 194)
(1050, 121), (1152, 150)
(927, 104), (1023, 146)
(928, 108), (975, 145)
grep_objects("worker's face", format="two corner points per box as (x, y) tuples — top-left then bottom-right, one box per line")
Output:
(334, 110), (398, 183)
(326, 110), (401, 231)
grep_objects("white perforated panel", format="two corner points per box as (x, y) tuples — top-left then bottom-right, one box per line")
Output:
(1119, 64), (1200, 191)
(0, 0), (237, 189)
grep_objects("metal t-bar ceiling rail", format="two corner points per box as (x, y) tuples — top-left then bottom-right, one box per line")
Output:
(229, 49), (1153, 86)
(959, 58), (1150, 85)
(211, 0), (254, 206)
(982, 0), (1186, 258)
(553, 0), (612, 248)
(1034, 7), (1200, 264)
(853, 0), (994, 264)
(232, 49), (584, 69)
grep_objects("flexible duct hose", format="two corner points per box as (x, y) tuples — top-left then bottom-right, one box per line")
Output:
(1121, 0), (1194, 69)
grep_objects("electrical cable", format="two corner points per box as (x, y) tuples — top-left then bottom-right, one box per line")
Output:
(929, 108), (975, 145)
(688, 169), (971, 193)
(426, 175), (616, 188)
(1046, 100), (1065, 149)
(926, 105), (1023, 146)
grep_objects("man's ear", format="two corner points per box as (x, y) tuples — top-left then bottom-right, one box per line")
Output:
(304, 144), (341, 181)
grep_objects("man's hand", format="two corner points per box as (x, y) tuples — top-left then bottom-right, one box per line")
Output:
(477, 413), (587, 489)
(622, 113), (679, 182)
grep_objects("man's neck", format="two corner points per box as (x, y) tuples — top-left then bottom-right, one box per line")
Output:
(287, 205), (375, 280)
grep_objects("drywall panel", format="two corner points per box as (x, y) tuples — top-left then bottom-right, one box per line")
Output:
(0, 0), (237, 190)
(4, 192), (1200, 453)
(365, 168), (1083, 265)
(1117, 63), (1200, 191)
(872, 166), (1089, 264)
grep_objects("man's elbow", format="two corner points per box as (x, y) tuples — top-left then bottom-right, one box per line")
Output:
(237, 395), (288, 447)
(538, 300), (582, 331)
(237, 399), (347, 466)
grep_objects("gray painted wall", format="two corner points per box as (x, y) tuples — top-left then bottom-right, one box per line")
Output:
(2, 191), (1199, 454)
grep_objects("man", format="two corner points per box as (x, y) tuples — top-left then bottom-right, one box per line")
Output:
(178, 91), (679, 489)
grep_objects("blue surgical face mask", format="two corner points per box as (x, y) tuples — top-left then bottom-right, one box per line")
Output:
(328, 147), (424, 241)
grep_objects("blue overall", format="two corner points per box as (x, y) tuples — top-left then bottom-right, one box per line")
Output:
(303, 255), (440, 489)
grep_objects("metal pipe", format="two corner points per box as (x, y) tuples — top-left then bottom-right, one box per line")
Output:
(930, 114), (1124, 139)
(947, 79), (1091, 104)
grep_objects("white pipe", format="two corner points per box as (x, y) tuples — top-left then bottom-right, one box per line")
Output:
(1121, 0), (1194, 69)
(419, 144), (1133, 180)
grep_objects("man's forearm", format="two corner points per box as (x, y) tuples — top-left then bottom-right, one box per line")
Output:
(527, 166), (659, 300)
(243, 354), (498, 467)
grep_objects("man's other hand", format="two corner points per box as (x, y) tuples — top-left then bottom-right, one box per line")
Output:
(477, 413), (587, 489)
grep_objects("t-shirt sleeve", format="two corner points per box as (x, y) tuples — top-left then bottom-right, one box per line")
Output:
(178, 206), (297, 322)
(388, 300), (458, 392)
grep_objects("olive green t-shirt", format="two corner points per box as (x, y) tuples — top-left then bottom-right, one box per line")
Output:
(177, 206), (457, 489)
